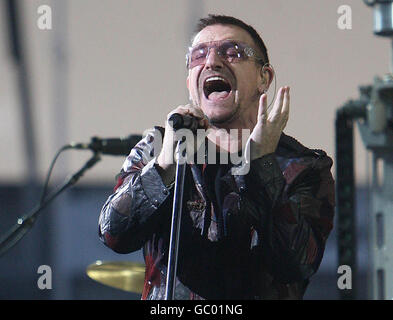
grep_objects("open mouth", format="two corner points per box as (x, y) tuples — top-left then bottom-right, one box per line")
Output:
(203, 76), (232, 100)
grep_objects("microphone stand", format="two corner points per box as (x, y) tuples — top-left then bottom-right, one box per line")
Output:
(165, 138), (187, 300)
(0, 152), (101, 257)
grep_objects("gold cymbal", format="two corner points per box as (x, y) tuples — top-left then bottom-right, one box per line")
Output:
(86, 260), (145, 294)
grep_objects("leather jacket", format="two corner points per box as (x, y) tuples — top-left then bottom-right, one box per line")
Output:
(98, 127), (335, 299)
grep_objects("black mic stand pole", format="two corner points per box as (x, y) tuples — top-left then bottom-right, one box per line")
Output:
(165, 138), (187, 300)
(0, 152), (101, 257)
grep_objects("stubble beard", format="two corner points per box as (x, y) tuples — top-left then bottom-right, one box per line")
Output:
(191, 88), (261, 128)
(190, 91), (241, 127)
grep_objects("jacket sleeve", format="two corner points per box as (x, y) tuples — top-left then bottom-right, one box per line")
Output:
(98, 127), (172, 253)
(240, 151), (335, 283)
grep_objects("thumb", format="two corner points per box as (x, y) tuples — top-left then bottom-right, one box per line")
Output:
(257, 93), (268, 124)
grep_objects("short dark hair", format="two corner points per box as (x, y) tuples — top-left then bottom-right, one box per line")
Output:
(193, 14), (269, 65)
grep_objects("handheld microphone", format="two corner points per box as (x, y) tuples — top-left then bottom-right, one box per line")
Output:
(168, 113), (200, 131)
(71, 135), (142, 156)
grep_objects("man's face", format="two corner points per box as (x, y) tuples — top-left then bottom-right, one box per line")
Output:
(187, 24), (265, 127)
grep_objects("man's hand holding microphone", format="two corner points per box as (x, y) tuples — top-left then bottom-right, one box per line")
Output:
(156, 105), (209, 186)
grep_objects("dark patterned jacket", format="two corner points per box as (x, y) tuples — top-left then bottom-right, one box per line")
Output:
(98, 127), (335, 299)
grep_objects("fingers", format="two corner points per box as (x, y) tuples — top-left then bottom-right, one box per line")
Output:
(257, 93), (268, 124)
(281, 87), (290, 127)
(258, 86), (290, 123)
(167, 104), (209, 129)
(269, 87), (285, 118)
(185, 105), (209, 129)
(269, 86), (290, 120)
(169, 104), (205, 119)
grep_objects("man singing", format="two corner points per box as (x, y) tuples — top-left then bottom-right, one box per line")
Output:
(98, 14), (335, 300)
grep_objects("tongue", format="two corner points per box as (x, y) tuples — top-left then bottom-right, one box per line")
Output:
(208, 91), (230, 101)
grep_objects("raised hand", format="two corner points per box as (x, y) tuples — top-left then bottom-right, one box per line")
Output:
(248, 86), (290, 161)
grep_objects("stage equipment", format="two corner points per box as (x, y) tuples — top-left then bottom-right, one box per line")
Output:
(165, 138), (187, 300)
(0, 134), (140, 257)
(336, 0), (393, 300)
(86, 261), (145, 293)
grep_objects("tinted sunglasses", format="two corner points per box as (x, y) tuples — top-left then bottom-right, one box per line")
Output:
(186, 39), (265, 69)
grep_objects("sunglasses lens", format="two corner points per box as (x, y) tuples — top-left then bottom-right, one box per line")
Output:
(188, 41), (247, 69)
(219, 41), (245, 61)
(189, 45), (208, 68)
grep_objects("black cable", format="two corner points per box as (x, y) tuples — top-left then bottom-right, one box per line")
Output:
(39, 144), (73, 205)
(0, 147), (101, 257)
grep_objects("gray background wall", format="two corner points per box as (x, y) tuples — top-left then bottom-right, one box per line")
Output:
(0, 0), (385, 299)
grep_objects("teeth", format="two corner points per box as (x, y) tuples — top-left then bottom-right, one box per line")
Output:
(206, 76), (227, 83)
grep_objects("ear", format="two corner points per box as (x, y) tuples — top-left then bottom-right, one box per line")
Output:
(263, 65), (274, 87)
(258, 64), (274, 93)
